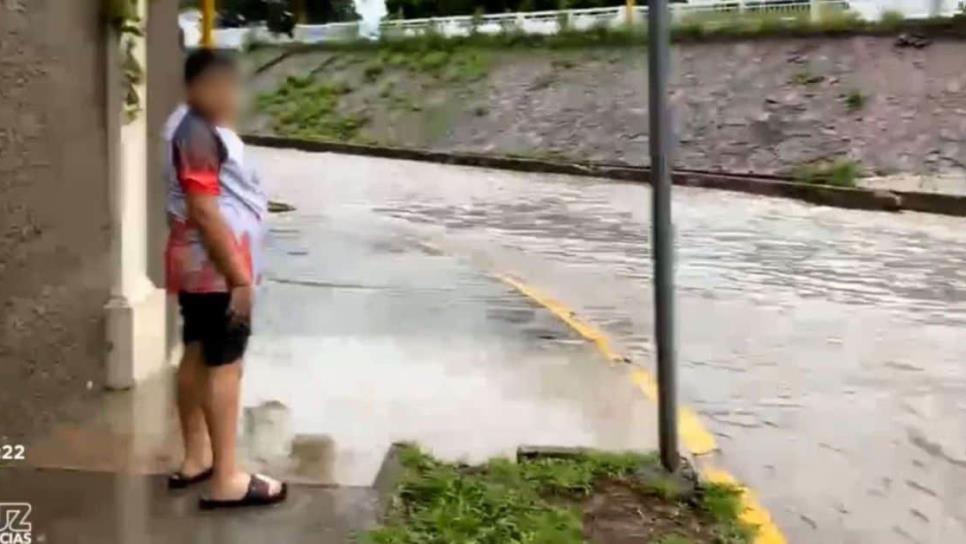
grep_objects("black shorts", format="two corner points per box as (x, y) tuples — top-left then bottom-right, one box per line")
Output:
(178, 292), (251, 367)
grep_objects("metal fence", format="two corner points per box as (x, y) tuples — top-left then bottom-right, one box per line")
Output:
(181, 0), (963, 49)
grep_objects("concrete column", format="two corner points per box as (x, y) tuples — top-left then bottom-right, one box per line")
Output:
(104, 0), (168, 390)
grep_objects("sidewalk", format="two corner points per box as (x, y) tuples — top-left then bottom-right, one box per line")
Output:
(10, 187), (659, 541)
(0, 468), (378, 544)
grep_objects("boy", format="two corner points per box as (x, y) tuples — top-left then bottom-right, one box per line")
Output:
(164, 49), (286, 509)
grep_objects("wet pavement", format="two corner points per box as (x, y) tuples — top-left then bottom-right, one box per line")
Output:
(0, 468), (379, 544)
(240, 209), (658, 485)
(249, 147), (966, 544)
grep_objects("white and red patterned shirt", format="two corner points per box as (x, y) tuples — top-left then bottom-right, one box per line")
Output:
(163, 106), (267, 293)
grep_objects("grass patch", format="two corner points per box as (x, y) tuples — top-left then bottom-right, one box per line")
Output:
(793, 158), (862, 187)
(844, 89), (867, 112)
(677, 8), (811, 37)
(363, 445), (756, 544)
(371, 46), (492, 83)
(255, 74), (368, 141)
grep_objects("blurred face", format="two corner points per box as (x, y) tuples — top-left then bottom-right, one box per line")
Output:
(186, 67), (241, 126)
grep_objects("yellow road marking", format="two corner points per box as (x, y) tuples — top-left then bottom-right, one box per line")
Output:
(629, 370), (717, 456)
(705, 469), (789, 544)
(498, 273), (717, 456)
(496, 274), (623, 364)
(493, 270), (785, 544)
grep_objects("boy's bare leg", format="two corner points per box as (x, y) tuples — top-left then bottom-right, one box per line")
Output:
(176, 343), (212, 475)
(203, 359), (282, 499)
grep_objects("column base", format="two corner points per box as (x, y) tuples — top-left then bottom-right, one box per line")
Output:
(105, 287), (168, 389)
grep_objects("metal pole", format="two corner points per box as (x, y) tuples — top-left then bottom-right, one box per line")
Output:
(647, 0), (679, 473)
(201, 0), (216, 49)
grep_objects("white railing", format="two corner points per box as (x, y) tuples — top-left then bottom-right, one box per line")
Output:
(378, 7), (630, 38)
(181, 0), (963, 49)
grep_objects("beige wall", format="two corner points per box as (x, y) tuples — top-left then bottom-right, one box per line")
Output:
(0, 0), (180, 440)
(148, 0), (184, 357)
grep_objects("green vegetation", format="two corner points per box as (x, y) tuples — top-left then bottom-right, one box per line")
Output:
(233, 0), (966, 58)
(676, 8), (813, 37)
(363, 445), (755, 544)
(791, 69), (825, 86)
(658, 536), (695, 544)
(387, 0), (624, 20)
(104, 0), (149, 122)
(369, 44), (493, 82)
(844, 89), (867, 112)
(255, 74), (368, 141)
(240, 7), (966, 57)
(880, 10), (906, 31)
(812, 6), (864, 32)
(220, 0), (358, 24)
(793, 158), (862, 187)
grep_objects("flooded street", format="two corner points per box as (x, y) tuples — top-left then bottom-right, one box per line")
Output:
(254, 147), (966, 544)
(241, 210), (659, 486)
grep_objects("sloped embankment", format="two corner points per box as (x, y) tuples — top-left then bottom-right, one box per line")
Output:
(245, 36), (966, 193)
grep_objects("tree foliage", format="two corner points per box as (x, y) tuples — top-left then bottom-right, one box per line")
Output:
(220, 0), (358, 24)
(385, 0), (625, 19)
(218, 0), (629, 25)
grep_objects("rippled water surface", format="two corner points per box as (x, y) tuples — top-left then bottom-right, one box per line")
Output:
(254, 147), (966, 544)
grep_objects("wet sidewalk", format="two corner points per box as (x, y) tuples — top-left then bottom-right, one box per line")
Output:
(9, 173), (659, 541)
(0, 468), (379, 544)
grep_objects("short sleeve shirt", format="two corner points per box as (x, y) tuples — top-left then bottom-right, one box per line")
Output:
(164, 106), (267, 293)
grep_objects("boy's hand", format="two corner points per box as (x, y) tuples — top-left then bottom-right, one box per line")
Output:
(228, 285), (254, 326)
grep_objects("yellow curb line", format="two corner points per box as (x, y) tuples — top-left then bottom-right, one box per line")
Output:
(496, 274), (624, 365)
(704, 468), (788, 544)
(493, 270), (787, 544)
(496, 273), (716, 456)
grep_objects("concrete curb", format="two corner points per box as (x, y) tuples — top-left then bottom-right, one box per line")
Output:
(371, 442), (408, 518)
(242, 134), (966, 217)
(517, 445), (598, 462)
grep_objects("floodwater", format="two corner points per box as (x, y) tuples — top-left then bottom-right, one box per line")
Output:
(252, 146), (966, 544)
(240, 210), (659, 486)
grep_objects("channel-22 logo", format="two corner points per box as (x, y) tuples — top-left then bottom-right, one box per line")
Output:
(0, 503), (32, 544)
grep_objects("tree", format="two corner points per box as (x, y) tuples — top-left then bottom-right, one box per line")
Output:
(221, 0), (357, 24)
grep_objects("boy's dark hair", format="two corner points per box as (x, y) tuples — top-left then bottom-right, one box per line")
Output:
(184, 49), (238, 86)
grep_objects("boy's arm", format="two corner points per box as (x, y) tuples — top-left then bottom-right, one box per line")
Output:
(174, 121), (251, 288)
(185, 194), (251, 288)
